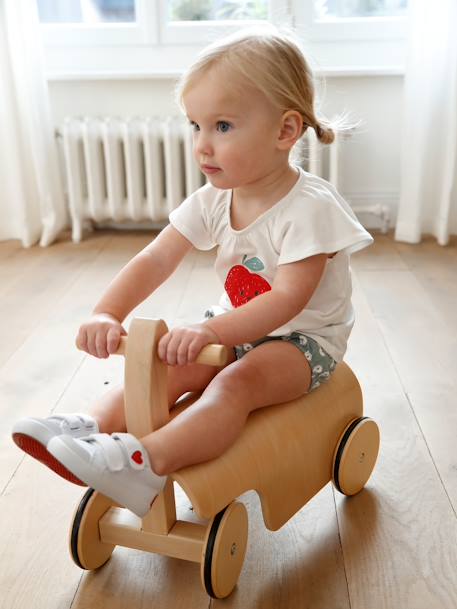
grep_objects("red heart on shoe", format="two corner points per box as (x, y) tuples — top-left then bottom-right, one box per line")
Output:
(131, 450), (143, 465)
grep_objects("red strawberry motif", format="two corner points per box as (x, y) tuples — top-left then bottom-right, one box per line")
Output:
(225, 255), (271, 307)
(131, 450), (143, 465)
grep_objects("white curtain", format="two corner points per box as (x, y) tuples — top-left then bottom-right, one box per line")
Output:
(0, 0), (67, 247)
(395, 0), (457, 245)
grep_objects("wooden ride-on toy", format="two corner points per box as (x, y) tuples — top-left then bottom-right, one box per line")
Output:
(71, 318), (380, 599)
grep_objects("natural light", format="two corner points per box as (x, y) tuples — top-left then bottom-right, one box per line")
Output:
(37, 0), (407, 23)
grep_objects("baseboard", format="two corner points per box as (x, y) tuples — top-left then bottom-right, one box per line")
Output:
(344, 191), (399, 232)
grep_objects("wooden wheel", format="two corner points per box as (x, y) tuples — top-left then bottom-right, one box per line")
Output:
(70, 488), (116, 570)
(201, 501), (248, 599)
(333, 417), (380, 496)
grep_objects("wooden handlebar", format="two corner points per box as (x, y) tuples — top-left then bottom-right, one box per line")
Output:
(77, 335), (229, 367)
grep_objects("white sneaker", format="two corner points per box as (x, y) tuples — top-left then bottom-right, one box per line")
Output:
(12, 414), (99, 486)
(47, 432), (167, 517)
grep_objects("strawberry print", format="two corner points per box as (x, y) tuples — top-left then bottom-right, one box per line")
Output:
(225, 255), (272, 307)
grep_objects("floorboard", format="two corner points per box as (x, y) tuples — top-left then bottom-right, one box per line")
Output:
(1, 230), (456, 608)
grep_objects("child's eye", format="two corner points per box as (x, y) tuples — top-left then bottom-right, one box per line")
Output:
(189, 121), (200, 132)
(217, 121), (232, 133)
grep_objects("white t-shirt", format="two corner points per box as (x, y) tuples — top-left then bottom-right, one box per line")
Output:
(169, 166), (373, 362)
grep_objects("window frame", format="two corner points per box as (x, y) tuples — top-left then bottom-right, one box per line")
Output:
(158, 0), (292, 45)
(295, 2), (408, 42)
(40, 0), (157, 46)
(40, 0), (409, 79)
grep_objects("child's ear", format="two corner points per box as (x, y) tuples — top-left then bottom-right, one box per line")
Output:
(277, 111), (303, 150)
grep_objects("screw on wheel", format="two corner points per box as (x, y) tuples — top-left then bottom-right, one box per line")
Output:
(201, 501), (248, 599)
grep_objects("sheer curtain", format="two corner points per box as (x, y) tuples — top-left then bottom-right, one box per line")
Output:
(0, 0), (67, 247)
(395, 0), (457, 245)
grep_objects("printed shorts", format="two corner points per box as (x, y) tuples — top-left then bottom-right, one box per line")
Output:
(234, 333), (337, 392)
(204, 310), (337, 392)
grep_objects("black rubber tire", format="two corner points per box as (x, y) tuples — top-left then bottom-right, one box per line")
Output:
(203, 506), (228, 598)
(333, 416), (368, 494)
(70, 488), (96, 569)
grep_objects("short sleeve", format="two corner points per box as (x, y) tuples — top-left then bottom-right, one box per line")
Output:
(276, 190), (373, 265)
(169, 186), (217, 251)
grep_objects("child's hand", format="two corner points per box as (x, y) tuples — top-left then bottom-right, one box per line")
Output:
(76, 313), (126, 359)
(158, 323), (220, 366)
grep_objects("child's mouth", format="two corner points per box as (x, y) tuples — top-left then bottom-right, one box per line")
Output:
(201, 165), (222, 175)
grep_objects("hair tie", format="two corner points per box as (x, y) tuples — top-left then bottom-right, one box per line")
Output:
(315, 124), (323, 138)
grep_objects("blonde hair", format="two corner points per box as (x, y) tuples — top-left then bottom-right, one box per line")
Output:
(176, 26), (335, 145)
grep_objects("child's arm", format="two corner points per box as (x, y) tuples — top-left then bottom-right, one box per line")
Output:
(77, 225), (193, 358)
(206, 253), (328, 344)
(158, 253), (328, 365)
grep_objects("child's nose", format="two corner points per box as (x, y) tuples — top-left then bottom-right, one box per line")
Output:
(194, 132), (213, 158)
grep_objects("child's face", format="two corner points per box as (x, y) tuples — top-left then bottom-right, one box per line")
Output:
(183, 67), (285, 190)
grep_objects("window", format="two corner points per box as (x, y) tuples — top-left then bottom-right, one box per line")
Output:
(168, 0), (269, 21)
(293, 0), (409, 72)
(37, 0), (136, 23)
(297, 0), (409, 41)
(39, 0), (409, 78)
(159, 0), (289, 45)
(315, 0), (408, 19)
(38, 0), (156, 48)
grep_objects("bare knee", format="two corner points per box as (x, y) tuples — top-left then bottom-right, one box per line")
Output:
(167, 361), (226, 407)
(205, 359), (262, 414)
(207, 349), (307, 412)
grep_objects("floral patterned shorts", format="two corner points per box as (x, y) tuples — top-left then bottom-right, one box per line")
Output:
(234, 333), (337, 392)
(203, 311), (337, 393)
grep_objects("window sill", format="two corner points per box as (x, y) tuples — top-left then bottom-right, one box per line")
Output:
(45, 65), (405, 82)
(43, 34), (407, 81)
(46, 70), (183, 81)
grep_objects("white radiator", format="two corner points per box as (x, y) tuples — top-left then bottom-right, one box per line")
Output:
(58, 116), (341, 242)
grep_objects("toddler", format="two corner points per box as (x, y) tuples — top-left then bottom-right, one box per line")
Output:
(12, 27), (373, 518)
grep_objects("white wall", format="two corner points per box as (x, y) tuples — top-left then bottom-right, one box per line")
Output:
(48, 74), (403, 230)
(325, 76), (403, 229)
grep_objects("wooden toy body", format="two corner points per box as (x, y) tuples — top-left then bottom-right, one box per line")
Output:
(71, 317), (379, 598)
(172, 359), (362, 530)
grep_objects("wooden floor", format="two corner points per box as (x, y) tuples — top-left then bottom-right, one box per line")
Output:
(1, 230), (456, 609)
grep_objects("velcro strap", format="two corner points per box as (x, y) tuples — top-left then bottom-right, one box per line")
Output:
(49, 413), (86, 430)
(86, 433), (147, 472)
(76, 414), (97, 429)
(88, 433), (125, 472)
(112, 433), (147, 471)
(49, 413), (96, 431)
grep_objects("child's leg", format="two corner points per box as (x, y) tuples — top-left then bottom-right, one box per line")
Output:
(141, 340), (312, 475)
(89, 355), (235, 434)
(38, 343), (308, 517)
